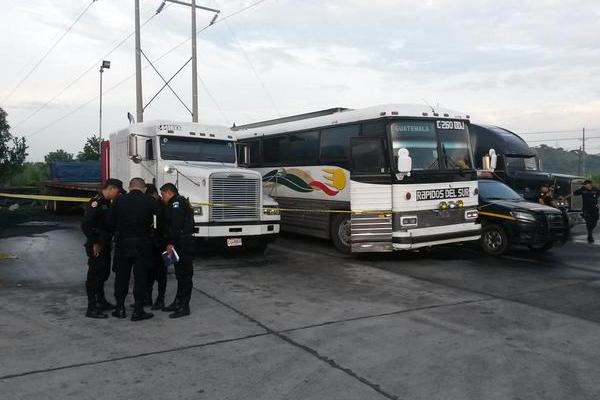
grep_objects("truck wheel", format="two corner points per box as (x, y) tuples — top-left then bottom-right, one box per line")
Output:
(528, 241), (553, 252)
(481, 223), (510, 256)
(331, 214), (351, 254)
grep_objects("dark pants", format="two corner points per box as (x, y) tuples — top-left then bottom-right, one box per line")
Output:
(147, 248), (167, 301)
(584, 211), (599, 239)
(85, 243), (111, 309)
(114, 238), (152, 311)
(174, 237), (193, 307)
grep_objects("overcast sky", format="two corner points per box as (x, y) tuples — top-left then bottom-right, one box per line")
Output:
(1, 0), (599, 161)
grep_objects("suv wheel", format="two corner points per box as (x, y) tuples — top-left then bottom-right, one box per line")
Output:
(481, 223), (510, 256)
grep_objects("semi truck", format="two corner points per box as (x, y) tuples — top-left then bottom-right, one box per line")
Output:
(44, 160), (102, 213)
(469, 123), (585, 225)
(107, 120), (280, 250)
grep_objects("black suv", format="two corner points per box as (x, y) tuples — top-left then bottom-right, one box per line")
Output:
(478, 177), (569, 255)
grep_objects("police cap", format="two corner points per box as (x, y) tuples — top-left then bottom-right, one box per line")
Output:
(104, 178), (125, 193)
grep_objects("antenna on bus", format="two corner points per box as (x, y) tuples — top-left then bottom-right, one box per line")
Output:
(422, 99), (436, 114)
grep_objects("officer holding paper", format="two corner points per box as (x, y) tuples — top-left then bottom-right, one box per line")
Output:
(159, 183), (195, 318)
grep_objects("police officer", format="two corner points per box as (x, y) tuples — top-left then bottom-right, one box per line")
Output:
(572, 180), (600, 243)
(81, 178), (123, 319)
(145, 183), (167, 310)
(109, 177), (158, 321)
(160, 183), (195, 318)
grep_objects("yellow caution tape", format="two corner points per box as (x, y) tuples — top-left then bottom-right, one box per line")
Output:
(0, 252), (18, 260)
(478, 211), (516, 221)
(0, 193), (90, 203)
(1, 192), (389, 215)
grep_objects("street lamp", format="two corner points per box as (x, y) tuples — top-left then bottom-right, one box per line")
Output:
(99, 60), (111, 141)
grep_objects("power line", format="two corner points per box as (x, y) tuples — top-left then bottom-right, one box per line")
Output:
(212, 0), (281, 117)
(14, 6), (167, 129)
(25, 0), (270, 139)
(527, 136), (600, 143)
(518, 128), (600, 135)
(1, 0), (97, 104)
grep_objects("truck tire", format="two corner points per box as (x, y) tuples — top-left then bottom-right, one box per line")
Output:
(528, 241), (554, 252)
(481, 223), (510, 256)
(331, 214), (351, 254)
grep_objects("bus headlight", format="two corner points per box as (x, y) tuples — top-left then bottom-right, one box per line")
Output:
(400, 216), (418, 227)
(263, 207), (280, 216)
(456, 200), (464, 208)
(193, 206), (203, 216)
(439, 201), (449, 210)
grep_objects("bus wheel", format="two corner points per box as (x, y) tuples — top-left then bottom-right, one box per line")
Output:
(481, 223), (510, 256)
(331, 214), (351, 254)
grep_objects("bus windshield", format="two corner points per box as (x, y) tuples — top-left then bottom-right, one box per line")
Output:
(160, 136), (236, 163)
(390, 120), (472, 171)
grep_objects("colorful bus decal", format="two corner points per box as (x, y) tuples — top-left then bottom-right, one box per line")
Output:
(263, 167), (346, 196)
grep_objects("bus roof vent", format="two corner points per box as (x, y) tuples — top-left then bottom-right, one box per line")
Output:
(231, 107), (351, 130)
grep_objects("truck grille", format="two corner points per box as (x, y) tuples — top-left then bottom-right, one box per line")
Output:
(546, 213), (565, 231)
(209, 174), (260, 221)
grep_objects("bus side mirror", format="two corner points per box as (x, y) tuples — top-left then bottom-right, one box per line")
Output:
(396, 148), (412, 180)
(483, 148), (497, 172)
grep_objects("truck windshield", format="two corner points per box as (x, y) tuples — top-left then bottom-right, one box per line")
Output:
(160, 136), (236, 163)
(479, 180), (522, 201)
(390, 120), (472, 171)
(506, 155), (538, 172)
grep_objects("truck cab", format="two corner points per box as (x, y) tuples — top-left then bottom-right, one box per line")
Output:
(477, 173), (569, 256)
(470, 124), (585, 225)
(106, 120), (280, 250)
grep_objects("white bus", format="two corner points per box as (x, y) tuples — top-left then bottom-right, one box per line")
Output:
(234, 105), (481, 253)
(107, 120), (280, 250)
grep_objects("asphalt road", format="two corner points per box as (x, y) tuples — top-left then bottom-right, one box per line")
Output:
(1, 216), (599, 400)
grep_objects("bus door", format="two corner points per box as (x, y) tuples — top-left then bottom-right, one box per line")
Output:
(349, 137), (393, 253)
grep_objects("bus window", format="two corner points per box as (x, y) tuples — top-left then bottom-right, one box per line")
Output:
(390, 121), (438, 170)
(320, 124), (360, 164)
(351, 137), (387, 173)
(263, 136), (289, 165)
(361, 120), (387, 137)
(288, 131), (319, 164)
(248, 140), (261, 166)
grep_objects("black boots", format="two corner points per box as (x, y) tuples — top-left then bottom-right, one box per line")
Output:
(151, 296), (165, 311)
(162, 299), (181, 312)
(112, 306), (126, 319)
(169, 305), (190, 319)
(96, 293), (116, 311)
(86, 307), (108, 319)
(131, 309), (154, 321)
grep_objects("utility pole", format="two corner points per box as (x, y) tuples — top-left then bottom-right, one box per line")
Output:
(191, 0), (198, 122)
(582, 127), (586, 175)
(135, 0), (143, 123)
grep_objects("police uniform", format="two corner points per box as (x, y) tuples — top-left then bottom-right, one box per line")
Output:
(109, 188), (158, 320)
(81, 192), (115, 318)
(161, 194), (195, 318)
(573, 186), (600, 242)
(147, 197), (167, 310)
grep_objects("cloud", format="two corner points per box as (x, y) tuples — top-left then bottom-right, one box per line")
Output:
(0, 0), (599, 159)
